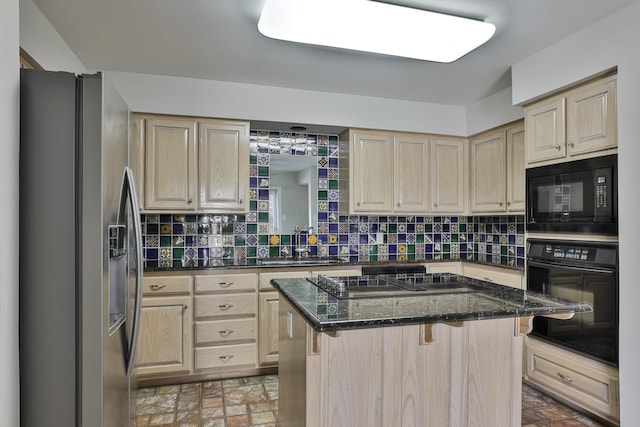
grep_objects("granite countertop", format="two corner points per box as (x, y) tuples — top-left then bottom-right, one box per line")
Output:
(270, 273), (592, 332)
(143, 258), (523, 272)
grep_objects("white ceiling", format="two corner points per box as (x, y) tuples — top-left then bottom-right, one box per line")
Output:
(33, 0), (634, 107)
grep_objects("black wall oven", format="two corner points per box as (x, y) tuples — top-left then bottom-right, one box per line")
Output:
(526, 154), (617, 235)
(527, 239), (618, 366)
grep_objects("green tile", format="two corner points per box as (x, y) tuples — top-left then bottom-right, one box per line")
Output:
(258, 212), (269, 222)
(146, 223), (158, 234)
(269, 247), (280, 257)
(408, 244), (415, 254)
(258, 166), (269, 177)
(250, 153), (258, 164)
(234, 236), (245, 246)
(281, 235), (291, 245)
(246, 246), (257, 257)
(329, 180), (339, 190)
(258, 235), (268, 245)
(318, 190), (328, 201)
(417, 234), (424, 243)
(173, 248), (184, 259)
(247, 223), (257, 234)
(250, 200), (258, 212)
(160, 236), (172, 247)
(389, 224), (397, 233)
(318, 146), (328, 156)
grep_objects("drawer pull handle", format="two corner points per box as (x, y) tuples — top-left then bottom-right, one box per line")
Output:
(218, 304), (234, 310)
(219, 329), (234, 337)
(557, 373), (573, 383)
(218, 281), (234, 287)
(150, 284), (166, 291)
(219, 355), (234, 362)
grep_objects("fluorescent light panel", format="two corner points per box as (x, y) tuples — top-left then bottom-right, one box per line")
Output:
(258, 0), (496, 63)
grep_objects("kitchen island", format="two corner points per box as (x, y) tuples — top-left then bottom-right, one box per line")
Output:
(271, 273), (591, 427)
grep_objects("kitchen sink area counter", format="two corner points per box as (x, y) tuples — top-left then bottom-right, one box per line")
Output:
(271, 272), (590, 332)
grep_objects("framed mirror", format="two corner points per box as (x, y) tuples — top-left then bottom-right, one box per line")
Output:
(268, 154), (318, 235)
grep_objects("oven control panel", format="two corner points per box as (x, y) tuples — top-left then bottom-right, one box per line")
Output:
(528, 239), (617, 268)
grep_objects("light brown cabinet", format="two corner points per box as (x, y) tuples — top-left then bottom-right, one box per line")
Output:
(470, 122), (524, 213)
(132, 114), (249, 213)
(524, 336), (619, 425)
(133, 275), (193, 378)
(525, 75), (616, 166)
(462, 263), (523, 289)
(341, 129), (430, 215)
(430, 136), (468, 213)
(193, 273), (258, 372)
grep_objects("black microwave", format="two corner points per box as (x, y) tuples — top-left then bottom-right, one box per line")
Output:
(526, 154), (617, 235)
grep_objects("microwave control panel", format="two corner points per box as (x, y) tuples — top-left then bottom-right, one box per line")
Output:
(594, 167), (612, 218)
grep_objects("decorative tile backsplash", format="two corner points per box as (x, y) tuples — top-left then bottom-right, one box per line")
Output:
(141, 130), (525, 269)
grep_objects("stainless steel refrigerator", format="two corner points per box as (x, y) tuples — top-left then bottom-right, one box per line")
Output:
(19, 70), (143, 427)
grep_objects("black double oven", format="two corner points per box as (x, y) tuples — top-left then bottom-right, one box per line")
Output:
(526, 154), (618, 367)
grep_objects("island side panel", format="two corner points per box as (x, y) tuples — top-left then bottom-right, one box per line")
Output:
(278, 298), (309, 427)
(465, 317), (523, 427)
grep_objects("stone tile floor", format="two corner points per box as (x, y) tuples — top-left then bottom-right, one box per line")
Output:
(134, 374), (606, 426)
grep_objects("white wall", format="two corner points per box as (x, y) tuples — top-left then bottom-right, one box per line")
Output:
(20, 0), (86, 74)
(512, 1), (640, 423)
(1, 0), (20, 424)
(106, 71), (469, 137)
(466, 87), (524, 136)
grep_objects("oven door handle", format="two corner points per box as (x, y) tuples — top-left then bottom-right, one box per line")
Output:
(527, 260), (615, 275)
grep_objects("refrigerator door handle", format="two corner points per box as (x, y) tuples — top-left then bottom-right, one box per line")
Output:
(119, 167), (144, 377)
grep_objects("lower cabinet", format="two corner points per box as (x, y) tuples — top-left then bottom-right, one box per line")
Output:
(462, 263), (523, 289)
(193, 273), (258, 373)
(134, 276), (193, 378)
(524, 337), (619, 425)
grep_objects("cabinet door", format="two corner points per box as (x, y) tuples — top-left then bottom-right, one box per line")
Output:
(430, 136), (467, 213)
(470, 130), (506, 213)
(258, 292), (280, 365)
(199, 120), (250, 212)
(145, 118), (198, 210)
(134, 295), (192, 377)
(394, 134), (429, 213)
(525, 94), (566, 164)
(566, 77), (617, 156)
(351, 130), (393, 213)
(506, 123), (525, 212)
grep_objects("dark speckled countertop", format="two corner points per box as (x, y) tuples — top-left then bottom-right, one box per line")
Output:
(143, 258), (524, 272)
(271, 273), (591, 332)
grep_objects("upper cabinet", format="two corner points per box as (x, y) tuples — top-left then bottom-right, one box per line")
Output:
(430, 136), (467, 214)
(525, 75), (617, 166)
(470, 121), (524, 214)
(198, 120), (249, 212)
(394, 133), (430, 213)
(132, 114), (250, 213)
(145, 117), (198, 210)
(343, 129), (429, 215)
(348, 129), (394, 213)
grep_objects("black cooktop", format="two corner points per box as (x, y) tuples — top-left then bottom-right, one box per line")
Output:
(308, 273), (478, 299)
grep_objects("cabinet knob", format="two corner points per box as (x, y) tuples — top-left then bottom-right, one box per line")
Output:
(239, 198), (244, 204)
(434, 202), (439, 207)
(499, 202), (503, 207)
(150, 284), (166, 291)
(567, 141), (574, 148)
(218, 304), (234, 310)
(357, 201), (361, 206)
(507, 202), (511, 206)
(188, 198), (193, 204)
(554, 145), (561, 151)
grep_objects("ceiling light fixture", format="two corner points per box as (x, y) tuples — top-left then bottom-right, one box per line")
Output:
(258, 0), (496, 63)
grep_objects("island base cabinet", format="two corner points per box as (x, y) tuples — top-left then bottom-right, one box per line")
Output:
(279, 299), (524, 427)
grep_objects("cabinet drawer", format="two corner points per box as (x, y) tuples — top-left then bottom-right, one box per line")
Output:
(195, 318), (256, 345)
(142, 275), (192, 295)
(195, 294), (256, 318)
(195, 343), (257, 370)
(196, 273), (257, 293)
(525, 340), (619, 421)
(259, 270), (310, 290)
